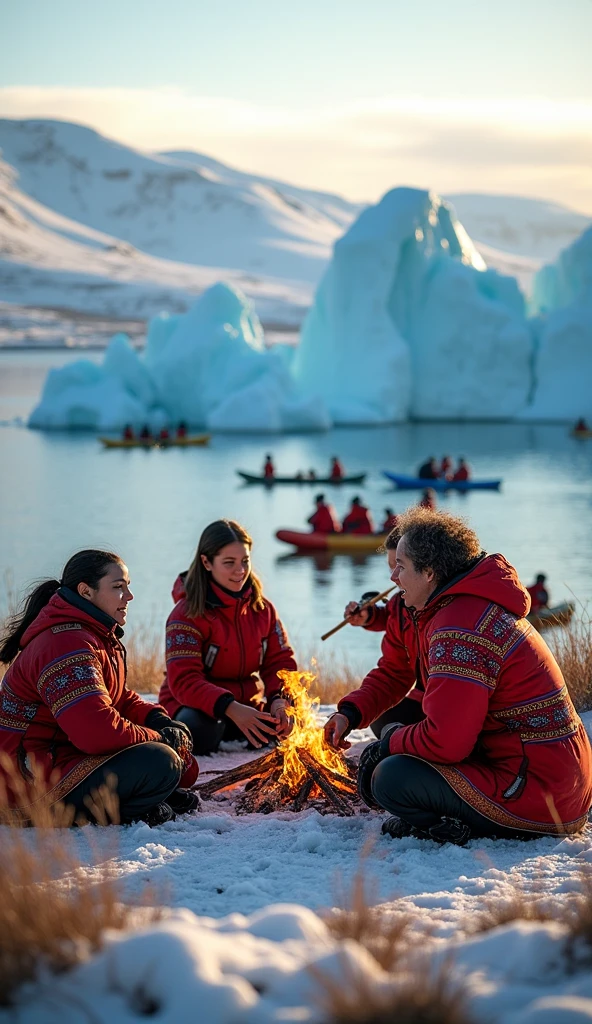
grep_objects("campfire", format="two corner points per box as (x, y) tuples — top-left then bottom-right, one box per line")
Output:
(196, 670), (361, 815)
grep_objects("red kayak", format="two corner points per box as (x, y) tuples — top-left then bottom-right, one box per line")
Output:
(276, 530), (388, 552)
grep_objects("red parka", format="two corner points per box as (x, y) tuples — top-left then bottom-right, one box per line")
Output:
(158, 576), (298, 719)
(342, 504), (374, 534)
(339, 555), (592, 835)
(0, 590), (195, 809)
(308, 503), (340, 533)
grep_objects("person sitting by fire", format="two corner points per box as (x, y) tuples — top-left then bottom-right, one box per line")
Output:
(308, 494), (340, 533)
(263, 454), (275, 480)
(324, 509), (592, 846)
(122, 424), (135, 441)
(382, 508), (398, 532)
(452, 457), (471, 481)
(330, 456), (345, 481)
(342, 496), (374, 534)
(158, 519), (297, 755)
(0, 549), (199, 827)
(527, 573), (549, 613)
(418, 457), (439, 480)
(176, 421), (188, 439)
(419, 488), (436, 510)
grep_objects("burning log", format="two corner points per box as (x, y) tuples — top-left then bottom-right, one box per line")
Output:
(195, 669), (363, 816)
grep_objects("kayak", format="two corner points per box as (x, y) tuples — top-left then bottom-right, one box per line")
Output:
(527, 602), (575, 632)
(382, 471), (501, 492)
(276, 529), (388, 552)
(571, 430), (592, 439)
(238, 471), (366, 485)
(100, 434), (211, 449)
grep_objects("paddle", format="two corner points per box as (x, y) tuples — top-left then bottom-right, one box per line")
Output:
(320, 585), (398, 642)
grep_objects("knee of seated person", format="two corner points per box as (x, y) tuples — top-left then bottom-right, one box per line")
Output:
(371, 754), (414, 805)
(145, 740), (183, 783)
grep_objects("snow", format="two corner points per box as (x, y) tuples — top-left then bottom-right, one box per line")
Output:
(2, 711), (592, 1022)
(29, 283), (330, 432)
(294, 187), (532, 423)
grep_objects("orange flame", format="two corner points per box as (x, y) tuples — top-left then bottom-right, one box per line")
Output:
(276, 669), (350, 788)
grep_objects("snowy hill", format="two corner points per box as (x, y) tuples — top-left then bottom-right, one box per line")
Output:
(447, 192), (591, 262)
(0, 119), (358, 285)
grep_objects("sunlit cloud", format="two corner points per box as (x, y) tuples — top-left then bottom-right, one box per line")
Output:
(1, 86), (591, 212)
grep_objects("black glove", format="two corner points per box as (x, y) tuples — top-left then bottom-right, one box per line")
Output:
(357, 725), (401, 809)
(145, 709), (193, 754)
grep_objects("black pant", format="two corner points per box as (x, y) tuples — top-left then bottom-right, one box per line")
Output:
(65, 742), (182, 824)
(371, 754), (540, 840)
(174, 706), (246, 755)
(370, 696), (425, 738)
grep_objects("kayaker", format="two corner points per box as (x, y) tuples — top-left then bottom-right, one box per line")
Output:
(139, 425), (153, 441)
(176, 421), (188, 439)
(440, 455), (452, 477)
(342, 496), (374, 535)
(382, 509), (398, 532)
(308, 494), (340, 533)
(263, 454), (275, 480)
(122, 424), (135, 441)
(324, 508), (592, 845)
(527, 574), (549, 613)
(418, 457), (439, 480)
(330, 457), (345, 481)
(452, 457), (471, 481)
(307, 468), (317, 480)
(0, 549), (199, 826)
(574, 418), (589, 434)
(159, 426), (170, 442)
(419, 488), (436, 510)
(158, 519), (297, 755)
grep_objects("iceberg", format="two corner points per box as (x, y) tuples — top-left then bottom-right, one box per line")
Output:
(522, 226), (592, 421)
(29, 283), (330, 433)
(293, 187), (532, 423)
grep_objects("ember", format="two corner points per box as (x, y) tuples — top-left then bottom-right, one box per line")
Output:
(196, 670), (362, 815)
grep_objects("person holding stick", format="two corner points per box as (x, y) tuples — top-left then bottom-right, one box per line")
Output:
(324, 509), (592, 845)
(158, 519), (297, 754)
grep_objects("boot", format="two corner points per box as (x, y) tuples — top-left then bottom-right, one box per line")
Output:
(381, 815), (415, 839)
(122, 801), (176, 827)
(427, 816), (472, 846)
(167, 788), (201, 814)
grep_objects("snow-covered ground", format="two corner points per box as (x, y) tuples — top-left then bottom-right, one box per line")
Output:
(4, 710), (592, 1022)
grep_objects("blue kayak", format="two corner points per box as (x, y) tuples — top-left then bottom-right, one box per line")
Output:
(382, 471), (501, 492)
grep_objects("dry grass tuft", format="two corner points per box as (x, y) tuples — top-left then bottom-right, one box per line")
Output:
(125, 623), (165, 694)
(297, 648), (363, 706)
(470, 887), (558, 934)
(0, 761), (161, 1006)
(323, 871), (414, 972)
(321, 962), (474, 1024)
(548, 612), (592, 713)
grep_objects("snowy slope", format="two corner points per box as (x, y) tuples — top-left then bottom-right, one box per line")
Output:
(447, 192), (591, 262)
(0, 119), (358, 284)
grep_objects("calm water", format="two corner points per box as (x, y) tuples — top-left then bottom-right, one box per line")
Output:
(1, 349), (591, 671)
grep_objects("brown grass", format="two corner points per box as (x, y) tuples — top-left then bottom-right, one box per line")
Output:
(296, 648), (363, 705)
(323, 871), (414, 973)
(125, 622), (165, 694)
(0, 762), (161, 1007)
(548, 612), (592, 713)
(322, 966), (474, 1024)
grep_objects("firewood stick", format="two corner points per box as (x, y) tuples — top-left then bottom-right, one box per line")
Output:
(297, 748), (354, 816)
(320, 585), (397, 642)
(293, 777), (314, 812)
(196, 749), (280, 798)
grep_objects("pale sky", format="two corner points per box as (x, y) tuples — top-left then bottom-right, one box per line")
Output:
(1, 0), (591, 211)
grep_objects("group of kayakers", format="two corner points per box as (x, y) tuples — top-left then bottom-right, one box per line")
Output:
(263, 455), (345, 481)
(2, 511), (590, 845)
(123, 422), (188, 443)
(418, 456), (471, 481)
(307, 493), (436, 535)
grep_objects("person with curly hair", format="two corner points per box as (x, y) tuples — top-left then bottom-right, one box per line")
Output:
(325, 509), (592, 845)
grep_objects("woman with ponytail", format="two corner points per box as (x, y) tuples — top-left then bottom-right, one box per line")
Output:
(158, 520), (298, 754)
(0, 550), (199, 825)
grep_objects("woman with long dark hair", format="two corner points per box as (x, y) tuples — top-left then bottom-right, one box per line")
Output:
(159, 520), (298, 754)
(0, 550), (199, 825)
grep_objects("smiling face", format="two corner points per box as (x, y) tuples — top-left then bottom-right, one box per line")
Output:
(78, 561), (133, 626)
(388, 536), (436, 610)
(201, 541), (251, 592)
